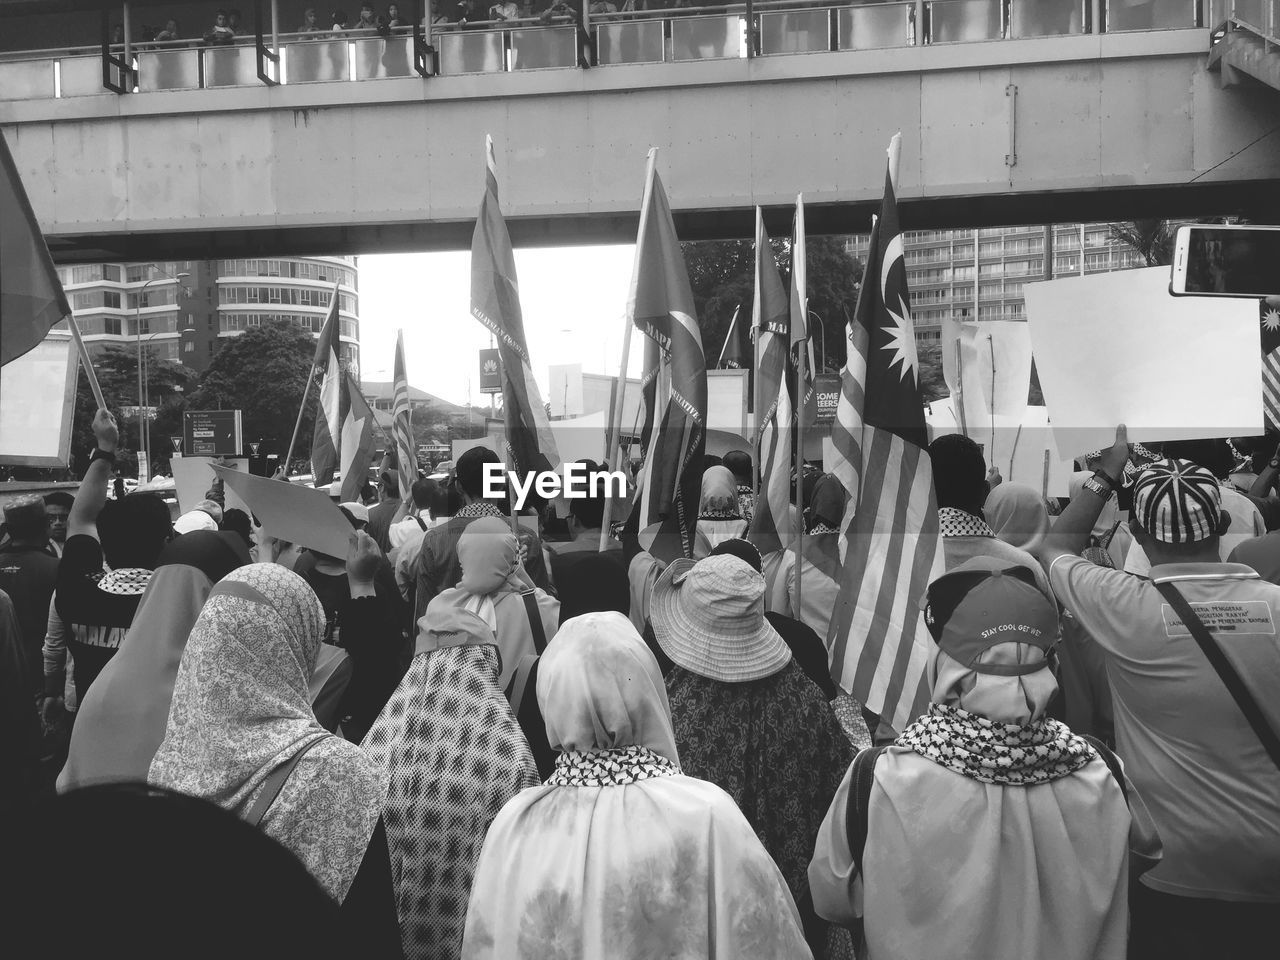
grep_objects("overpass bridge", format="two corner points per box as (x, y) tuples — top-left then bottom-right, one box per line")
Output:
(1, 0), (1278, 261)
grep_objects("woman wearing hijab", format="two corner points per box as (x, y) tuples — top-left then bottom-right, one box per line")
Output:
(693, 465), (749, 559)
(809, 557), (1160, 960)
(984, 481), (1051, 554)
(362, 519), (539, 960)
(148, 563), (399, 954)
(462, 612), (812, 959)
(769, 473), (847, 641)
(59, 531), (250, 791)
(651, 554), (854, 958)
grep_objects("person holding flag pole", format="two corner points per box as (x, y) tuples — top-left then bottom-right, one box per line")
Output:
(278, 281), (342, 481)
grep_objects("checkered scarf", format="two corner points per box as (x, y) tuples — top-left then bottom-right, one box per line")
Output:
(547, 745), (680, 787)
(938, 507), (995, 539)
(896, 703), (1096, 786)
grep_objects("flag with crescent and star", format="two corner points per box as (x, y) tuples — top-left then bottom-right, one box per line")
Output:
(1260, 297), (1280, 430)
(826, 134), (943, 731)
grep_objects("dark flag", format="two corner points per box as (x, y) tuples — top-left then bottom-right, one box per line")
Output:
(309, 283), (345, 488)
(719, 305), (747, 369)
(628, 151), (707, 564)
(1, 130), (70, 366)
(470, 136), (560, 477)
(826, 134), (943, 731)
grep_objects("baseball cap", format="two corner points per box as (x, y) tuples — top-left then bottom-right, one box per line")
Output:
(174, 510), (218, 535)
(924, 558), (1058, 676)
(1131, 458), (1222, 544)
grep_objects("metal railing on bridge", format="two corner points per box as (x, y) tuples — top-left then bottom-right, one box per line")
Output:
(1206, 0), (1280, 42)
(0, 0), (1214, 100)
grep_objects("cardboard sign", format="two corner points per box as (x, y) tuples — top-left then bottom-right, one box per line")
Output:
(0, 335), (78, 467)
(213, 465), (354, 559)
(1025, 268), (1261, 459)
(171, 456), (250, 516)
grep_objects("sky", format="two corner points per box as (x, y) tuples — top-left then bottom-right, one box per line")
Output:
(356, 246), (645, 408)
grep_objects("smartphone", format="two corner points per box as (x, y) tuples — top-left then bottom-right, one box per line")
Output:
(1170, 224), (1280, 297)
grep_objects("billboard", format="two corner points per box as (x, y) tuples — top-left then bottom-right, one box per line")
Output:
(814, 372), (841, 425)
(479, 348), (502, 394)
(183, 409), (243, 457)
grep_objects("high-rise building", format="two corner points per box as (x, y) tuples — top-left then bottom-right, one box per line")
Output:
(54, 255), (360, 374)
(846, 222), (1148, 341)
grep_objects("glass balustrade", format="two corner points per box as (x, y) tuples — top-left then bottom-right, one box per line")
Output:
(596, 19), (666, 65)
(928, 0), (1004, 43)
(837, 2), (914, 49)
(759, 9), (832, 55)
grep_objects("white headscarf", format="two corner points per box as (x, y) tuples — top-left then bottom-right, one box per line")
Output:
(462, 612), (811, 959)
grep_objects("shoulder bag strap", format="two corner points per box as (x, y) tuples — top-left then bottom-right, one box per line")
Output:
(506, 655), (538, 715)
(843, 746), (886, 879)
(521, 588), (548, 655)
(246, 736), (328, 828)
(1153, 580), (1280, 772)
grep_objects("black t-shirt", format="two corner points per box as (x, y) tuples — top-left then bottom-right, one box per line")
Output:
(55, 535), (148, 701)
(0, 544), (59, 697)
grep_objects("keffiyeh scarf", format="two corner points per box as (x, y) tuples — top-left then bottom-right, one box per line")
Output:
(547, 745), (680, 787)
(939, 507), (996, 539)
(896, 702), (1097, 786)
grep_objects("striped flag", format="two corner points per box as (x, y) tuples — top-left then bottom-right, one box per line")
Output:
(628, 152), (707, 564)
(391, 330), (417, 499)
(747, 208), (794, 557)
(309, 282), (345, 488)
(1, 129), (71, 367)
(826, 136), (943, 732)
(470, 136), (560, 477)
(1261, 298), (1280, 430)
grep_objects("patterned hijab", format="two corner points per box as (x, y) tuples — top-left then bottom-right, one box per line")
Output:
(362, 586), (538, 960)
(60, 532), (250, 792)
(148, 564), (388, 902)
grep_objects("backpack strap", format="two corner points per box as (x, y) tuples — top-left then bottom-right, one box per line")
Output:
(1080, 734), (1127, 806)
(506, 654), (539, 715)
(843, 746), (886, 879)
(521, 588), (548, 655)
(1153, 579), (1280, 773)
(246, 736), (327, 828)
(414, 516), (427, 531)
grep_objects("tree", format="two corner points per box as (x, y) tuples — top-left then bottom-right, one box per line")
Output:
(914, 340), (949, 403)
(681, 236), (864, 375)
(188, 322), (317, 467)
(64, 344), (196, 478)
(1108, 220), (1175, 267)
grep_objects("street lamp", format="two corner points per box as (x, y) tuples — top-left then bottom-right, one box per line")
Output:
(135, 266), (188, 483)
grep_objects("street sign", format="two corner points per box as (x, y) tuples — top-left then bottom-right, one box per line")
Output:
(814, 373), (841, 425)
(183, 410), (243, 457)
(170, 436), (183, 452)
(479, 348), (502, 394)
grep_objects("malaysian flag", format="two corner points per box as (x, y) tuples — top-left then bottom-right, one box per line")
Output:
(747, 208), (794, 557)
(471, 135), (560, 477)
(718, 305), (747, 369)
(391, 329), (416, 500)
(628, 150), (707, 564)
(826, 134), (943, 731)
(1261, 297), (1280, 430)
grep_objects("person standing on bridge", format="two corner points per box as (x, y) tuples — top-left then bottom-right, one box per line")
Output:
(204, 9), (235, 44)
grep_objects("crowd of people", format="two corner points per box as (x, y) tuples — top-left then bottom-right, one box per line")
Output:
(2, 407), (1278, 958)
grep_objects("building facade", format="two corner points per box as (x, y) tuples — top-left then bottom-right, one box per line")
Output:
(847, 222), (1149, 341)
(55, 255), (360, 374)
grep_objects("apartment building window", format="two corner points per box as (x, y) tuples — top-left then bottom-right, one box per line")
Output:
(103, 264), (122, 282)
(72, 291), (102, 310)
(71, 265), (104, 284)
(978, 283), (1003, 301)
(952, 264), (975, 281)
(1055, 257), (1079, 274)
(184, 340), (195, 353)
(126, 264), (149, 282)
(103, 316), (122, 335)
(103, 291), (121, 308)
(953, 244), (974, 259)
(979, 262), (1004, 278)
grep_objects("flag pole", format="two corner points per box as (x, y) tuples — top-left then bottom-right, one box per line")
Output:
(792, 195), (807, 617)
(600, 146), (658, 554)
(282, 366), (316, 481)
(716, 305), (740, 369)
(66, 315), (107, 410)
(955, 339), (969, 438)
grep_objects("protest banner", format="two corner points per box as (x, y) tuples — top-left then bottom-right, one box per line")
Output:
(1025, 267), (1261, 459)
(213, 464), (353, 558)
